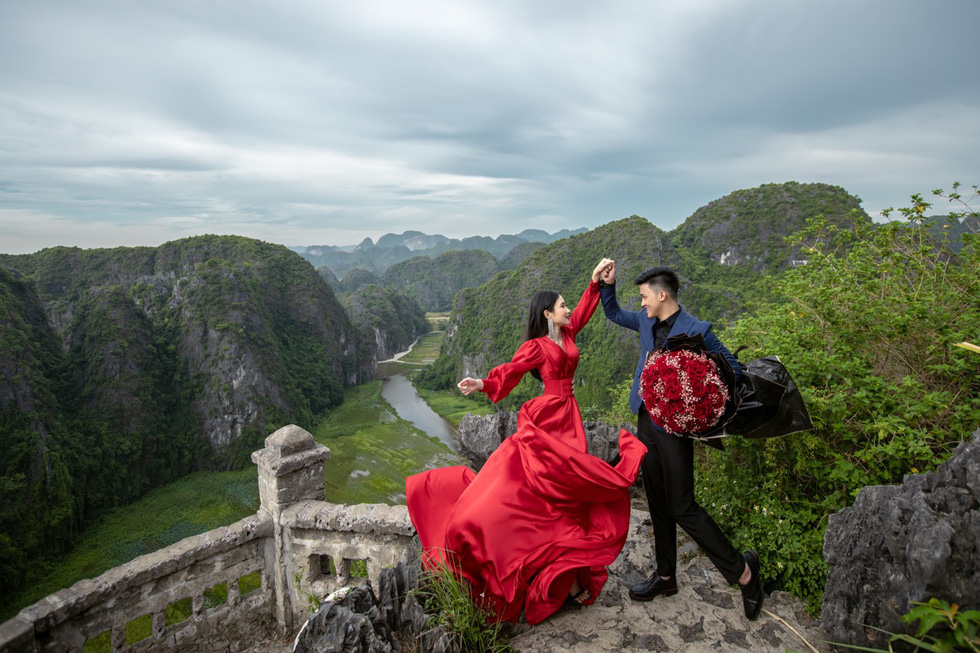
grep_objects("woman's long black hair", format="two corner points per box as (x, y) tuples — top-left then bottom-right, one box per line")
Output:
(524, 290), (560, 381)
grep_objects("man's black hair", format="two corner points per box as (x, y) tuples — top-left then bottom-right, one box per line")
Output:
(633, 266), (679, 299)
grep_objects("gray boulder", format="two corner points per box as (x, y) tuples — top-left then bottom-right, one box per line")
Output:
(457, 411), (627, 470)
(821, 431), (980, 649)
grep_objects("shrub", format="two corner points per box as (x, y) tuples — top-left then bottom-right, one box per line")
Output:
(413, 553), (514, 653)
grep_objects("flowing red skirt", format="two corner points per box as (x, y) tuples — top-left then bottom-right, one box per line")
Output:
(406, 425), (646, 624)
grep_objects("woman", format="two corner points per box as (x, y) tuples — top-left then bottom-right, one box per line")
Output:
(406, 258), (647, 625)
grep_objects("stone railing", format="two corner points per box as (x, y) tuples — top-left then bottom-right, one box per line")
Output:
(0, 425), (419, 652)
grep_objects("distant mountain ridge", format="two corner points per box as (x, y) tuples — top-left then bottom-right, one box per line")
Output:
(293, 227), (588, 277)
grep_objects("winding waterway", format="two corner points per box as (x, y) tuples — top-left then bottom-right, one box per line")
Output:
(377, 343), (458, 453)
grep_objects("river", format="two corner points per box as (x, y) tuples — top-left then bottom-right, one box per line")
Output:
(377, 342), (459, 453)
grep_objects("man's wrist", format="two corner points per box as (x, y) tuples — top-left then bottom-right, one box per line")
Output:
(598, 279), (615, 289)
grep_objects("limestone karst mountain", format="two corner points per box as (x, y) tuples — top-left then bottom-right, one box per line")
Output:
(0, 235), (386, 608)
(340, 284), (430, 362)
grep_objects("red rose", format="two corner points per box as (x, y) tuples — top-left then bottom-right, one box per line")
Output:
(687, 356), (710, 378)
(689, 379), (707, 398)
(692, 401), (713, 420)
(662, 376), (683, 400)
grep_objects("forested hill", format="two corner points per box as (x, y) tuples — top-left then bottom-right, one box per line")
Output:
(330, 247), (544, 313)
(0, 235), (385, 607)
(416, 181), (871, 405)
(670, 181), (867, 270)
(378, 250), (502, 312)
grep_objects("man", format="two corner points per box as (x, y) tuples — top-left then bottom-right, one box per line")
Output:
(598, 262), (765, 621)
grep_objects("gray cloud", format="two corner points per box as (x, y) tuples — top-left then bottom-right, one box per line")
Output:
(1, 0), (978, 254)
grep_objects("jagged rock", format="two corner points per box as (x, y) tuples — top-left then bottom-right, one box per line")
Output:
(583, 419), (630, 464)
(292, 563), (451, 653)
(457, 411), (626, 470)
(821, 431), (980, 649)
(292, 586), (393, 653)
(457, 411), (518, 469)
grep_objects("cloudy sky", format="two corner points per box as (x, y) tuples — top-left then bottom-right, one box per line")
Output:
(1, 0), (977, 254)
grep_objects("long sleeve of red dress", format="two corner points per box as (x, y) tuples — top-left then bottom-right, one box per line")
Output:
(481, 339), (544, 403)
(566, 279), (600, 339)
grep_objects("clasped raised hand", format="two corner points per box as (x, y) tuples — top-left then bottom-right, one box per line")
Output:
(593, 258), (616, 283)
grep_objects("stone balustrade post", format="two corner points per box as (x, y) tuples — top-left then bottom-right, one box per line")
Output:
(251, 425), (330, 636)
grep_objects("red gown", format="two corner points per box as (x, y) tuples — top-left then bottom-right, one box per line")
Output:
(406, 281), (647, 625)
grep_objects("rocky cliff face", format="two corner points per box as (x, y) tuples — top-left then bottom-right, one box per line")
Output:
(821, 431), (980, 649)
(2, 235), (376, 460)
(340, 285), (429, 363)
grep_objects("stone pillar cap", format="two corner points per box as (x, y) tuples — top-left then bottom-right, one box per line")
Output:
(265, 424), (317, 456)
(251, 424), (330, 475)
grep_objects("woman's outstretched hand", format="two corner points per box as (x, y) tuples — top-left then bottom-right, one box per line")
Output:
(592, 258), (615, 282)
(457, 377), (484, 396)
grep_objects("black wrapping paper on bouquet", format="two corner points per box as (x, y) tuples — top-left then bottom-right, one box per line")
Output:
(724, 354), (813, 440)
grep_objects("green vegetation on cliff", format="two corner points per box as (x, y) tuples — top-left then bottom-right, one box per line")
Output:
(0, 235), (376, 609)
(670, 181), (869, 271)
(416, 183), (874, 415)
(0, 268), (75, 600)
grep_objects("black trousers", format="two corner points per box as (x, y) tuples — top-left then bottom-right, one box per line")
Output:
(636, 406), (744, 585)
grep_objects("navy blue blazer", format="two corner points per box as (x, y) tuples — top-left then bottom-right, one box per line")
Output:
(600, 284), (742, 416)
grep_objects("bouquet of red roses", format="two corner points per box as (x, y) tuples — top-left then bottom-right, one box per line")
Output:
(640, 347), (729, 435)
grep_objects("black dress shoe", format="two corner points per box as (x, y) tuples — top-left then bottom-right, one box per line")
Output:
(629, 574), (678, 601)
(740, 550), (765, 621)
